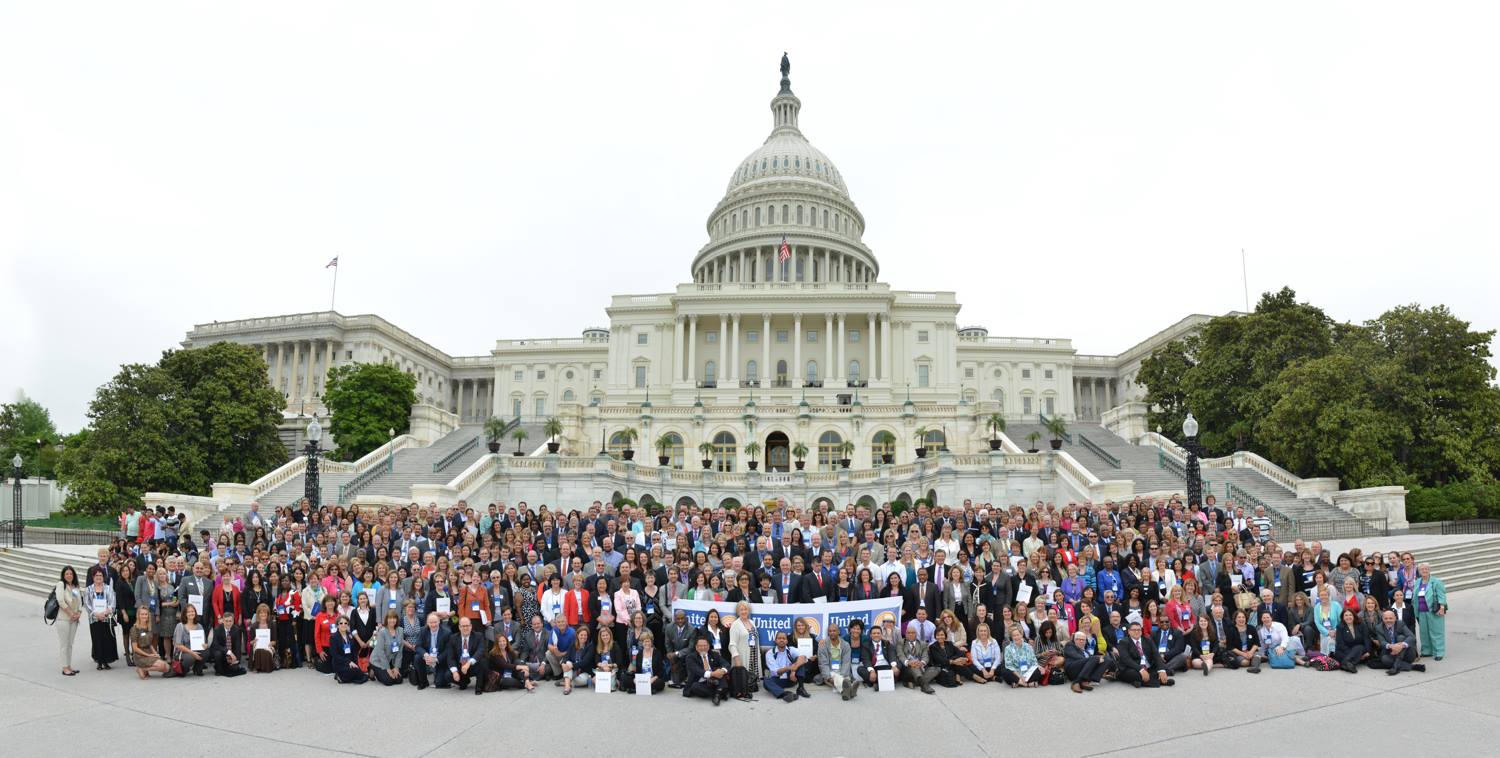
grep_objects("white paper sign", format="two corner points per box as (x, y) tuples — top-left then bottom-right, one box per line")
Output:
(595, 670), (613, 693)
(188, 594), (204, 615)
(1016, 584), (1033, 604)
(795, 639), (813, 660)
(189, 629), (205, 651)
(811, 596), (827, 604)
(93, 598), (109, 614)
(1231, 574), (1243, 588)
(436, 597), (451, 614)
(831, 672), (846, 690)
(635, 673), (652, 696)
(255, 629), (271, 651)
(877, 668), (895, 693)
(1019, 664), (1036, 682)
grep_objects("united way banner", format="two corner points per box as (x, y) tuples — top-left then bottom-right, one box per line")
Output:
(675, 597), (904, 647)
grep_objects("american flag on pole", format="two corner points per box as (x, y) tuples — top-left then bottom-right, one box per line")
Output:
(326, 256), (339, 269)
(778, 235), (791, 262)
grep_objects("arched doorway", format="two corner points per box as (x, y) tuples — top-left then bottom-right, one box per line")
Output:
(765, 431), (790, 472)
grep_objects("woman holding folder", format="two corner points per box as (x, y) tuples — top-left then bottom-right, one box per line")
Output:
(172, 603), (208, 676)
(248, 603), (278, 673)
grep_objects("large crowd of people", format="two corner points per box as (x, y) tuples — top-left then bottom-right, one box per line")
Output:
(49, 494), (1450, 702)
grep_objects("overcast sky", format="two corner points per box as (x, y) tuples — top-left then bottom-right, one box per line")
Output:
(4, 2), (1497, 433)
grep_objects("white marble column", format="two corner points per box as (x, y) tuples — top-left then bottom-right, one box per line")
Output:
(687, 316), (697, 383)
(323, 340), (335, 397)
(793, 314), (803, 386)
(303, 340), (316, 403)
(761, 313), (771, 385)
(836, 313), (846, 384)
(717, 314), (727, 386)
(271, 343), (284, 399)
(673, 316), (685, 382)
(729, 314), (740, 383)
(824, 313), (834, 384)
(866, 313), (875, 383)
(457, 379), (466, 421)
(880, 315), (891, 382)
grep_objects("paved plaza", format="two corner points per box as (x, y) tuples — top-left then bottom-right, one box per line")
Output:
(1, 585), (1496, 757)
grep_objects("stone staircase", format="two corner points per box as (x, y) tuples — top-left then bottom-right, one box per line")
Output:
(0, 546), (93, 597)
(1026, 420), (1366, 531)
(1410, 536), (1500, 593)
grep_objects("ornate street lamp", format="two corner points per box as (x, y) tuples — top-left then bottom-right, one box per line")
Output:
(304, 418), (323, 507)
(11, 453), (22, 547)
(1183, 412), (1201, 508)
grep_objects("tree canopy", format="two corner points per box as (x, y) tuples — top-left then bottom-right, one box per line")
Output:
(322, 363), (417, 461)
(55, 342), (286, 516)
(1137, 288), (1500, 493)
(0, 397), (62, 479)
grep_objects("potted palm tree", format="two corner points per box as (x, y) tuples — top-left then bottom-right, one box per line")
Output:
(914, 426), (930, 459)
(744, 440), (761, 470)
(484, 416), (507, 453)
(698, 441), (714, 469)
(986, 412), (1005, 451)
(838, 439), (855, 469)
(510, 427), (529, 456)
(791, 441), (809, 471)
(875, 430), (896, 464)
(1025, 431), (1042, 453)
(619, 426), (638, 461)
(1044, 415), (1068, 451)
(655, 433), (675, 466)
(543, 417), (563, 454)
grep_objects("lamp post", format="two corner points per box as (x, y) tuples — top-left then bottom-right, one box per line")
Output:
(387, 428), (395, 473)
(304, 418), (323, 507)
(10, 453), (22, 547)
(1183, 412), (1202, 508)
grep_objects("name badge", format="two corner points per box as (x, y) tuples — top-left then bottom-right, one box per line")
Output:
(342, 644), (351, 654)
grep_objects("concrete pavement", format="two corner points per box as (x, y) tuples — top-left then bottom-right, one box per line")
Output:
(1, 585), (1496, 758)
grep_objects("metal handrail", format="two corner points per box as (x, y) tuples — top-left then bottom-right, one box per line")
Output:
(1225, 481), (1296, 536)
(338, 454), (393, 503)
(1077, 434), (1120, 468)
(1037, 413), (1073, 444)
(433, 436), (480, 473)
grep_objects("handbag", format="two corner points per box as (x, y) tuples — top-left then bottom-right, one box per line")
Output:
(1268, 647), (1297, 669)
(44, 589), (59, 624)
(171, 660), (185, 677)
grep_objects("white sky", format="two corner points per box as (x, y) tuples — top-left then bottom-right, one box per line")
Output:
(3, 2), (1497, 433)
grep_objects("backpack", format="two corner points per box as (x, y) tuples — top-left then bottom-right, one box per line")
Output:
(44, 588), (59, 625)
(1310, 654), (1340, 671)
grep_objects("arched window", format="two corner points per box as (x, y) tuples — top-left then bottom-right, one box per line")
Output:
(848, 360), (861, 384)
(746, 359), (758, 382)
(870, 431), (895, 465)
(805, 360), (819, 384)
(755, 207), (761, 226)
(797, 205), (804, 224)
(924, 429), (946, 450)
(607, 431), (631, 459)
(712, 431), (736, 472)
(817, 431), (843, 471)
(704, 361), (717, 386)
(991, 388), (1004, 406)
(662, 432), (685, 469)
(776, 360), (788, 386)
(562, 389), (575, 402)
(823, 209), (829, 228)
(782, 204), (789, 223)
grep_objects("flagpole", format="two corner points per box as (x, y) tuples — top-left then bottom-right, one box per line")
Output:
(330, 260), (339, 312)
(1240, 248), (1249, 312)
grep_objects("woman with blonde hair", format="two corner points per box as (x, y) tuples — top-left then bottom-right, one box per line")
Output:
(937, 608), (967, 650)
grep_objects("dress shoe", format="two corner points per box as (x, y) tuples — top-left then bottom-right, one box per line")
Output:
(712, 691), (722, 706)
(920, 683), (935, 694)
(1386, 668), (1399, 676)
(782, 692), (797, 703)
(796, 683), (809, 698)
(1412, 664), (1426, 672)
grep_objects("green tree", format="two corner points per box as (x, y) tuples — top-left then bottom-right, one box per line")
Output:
(1136, 337), (1195, 440)
(159, 342), (287, 484)
(0, 397), (62, 478)
(322, 363), (417, 461)
(1259, 334), (1411, 488)
(57, 364), (207, 515)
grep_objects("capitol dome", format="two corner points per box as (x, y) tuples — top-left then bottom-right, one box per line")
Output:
(692, 56), (877, 286)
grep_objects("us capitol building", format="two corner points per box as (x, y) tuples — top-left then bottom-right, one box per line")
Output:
(183, 57), (1227, 511)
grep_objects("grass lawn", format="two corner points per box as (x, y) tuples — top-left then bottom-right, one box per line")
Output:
(23, 514), (119, 531)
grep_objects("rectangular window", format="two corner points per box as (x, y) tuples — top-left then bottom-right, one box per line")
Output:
(593, 369), (602, 380)
(345, 350), (353, 360)
(1045, 396), (1055, 415)
(634, 366), (647, 388)
(776, 330), (789, 343)
(1022, 368), (1032, 379)
(1044, 369), (1054, 380)
(964, 367), (974, 379)
(747, 331), (759, 343)
(706, 331), (718, 343)
(917, 364), (930, 388)
(534, 398), (545, 417)
(917, 330), (929, 343)
(1023, 396), (1033, 414)
(536, 369), (546, 380)
(513, 370), (524, 382)
(636, 332), (648, 345)
(807, 330), (818, 343)
(849, 330), (861, 343)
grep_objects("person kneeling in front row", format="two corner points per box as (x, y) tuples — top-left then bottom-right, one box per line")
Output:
(411, 612), (451, 690)
(1064, 631), (1107, 693)
(329, 617), (366, 684)
(898, 622), (939, 694)
(444, 616), (489, 695)
(684, 636), (730, 705)
(854, 624), (900, 694)
(763, 631), (811, 702)
(208, 610), (247, 677)
(1372, 609), (1425, 677)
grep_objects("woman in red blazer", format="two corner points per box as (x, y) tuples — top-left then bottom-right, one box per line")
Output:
(563, 575), (592, 628)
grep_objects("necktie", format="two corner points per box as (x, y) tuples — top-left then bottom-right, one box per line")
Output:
(702, 653), (709, 674)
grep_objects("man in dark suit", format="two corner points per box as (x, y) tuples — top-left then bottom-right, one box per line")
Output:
(683, 636), (730, 705)
(773, 558), (802, 605)
(208, 610), (247, 677)
(1064, 631), (1107, 692)
(1150, 616), (1189, 673)
(800, 561), (834, 604)
(443, 616), (489, 695)
(412, 612), (453, 690)
(854, 625), (901, 693)
(1374, 609), (1425, 676)
(1253, 588), (1286, 629)
(1116, 622), (1173, 688)
(903, 567), (940, 623)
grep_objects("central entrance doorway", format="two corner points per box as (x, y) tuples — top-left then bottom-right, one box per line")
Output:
(765, 431), (790, 472)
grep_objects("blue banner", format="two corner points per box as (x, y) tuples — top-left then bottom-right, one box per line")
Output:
(675, 597), (904, 647)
